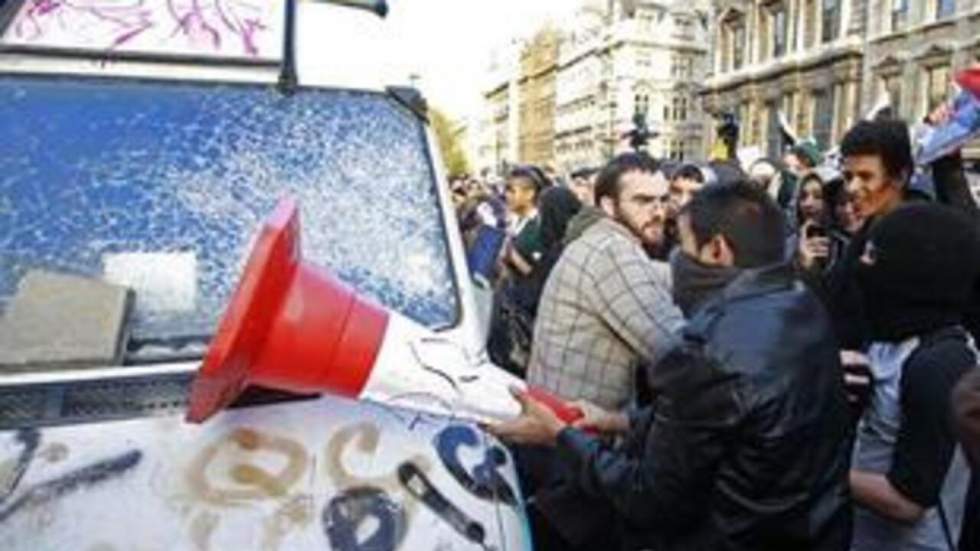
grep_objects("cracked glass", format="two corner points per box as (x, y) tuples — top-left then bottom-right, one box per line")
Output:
(0, 75), (459, 363)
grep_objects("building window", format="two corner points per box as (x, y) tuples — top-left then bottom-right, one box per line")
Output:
(772, 5), (788, 58)
(822, 0), (839, 43)
(925, 64), (951, 114)
(671, 96), (689, 122)
(669, 140), (685, 161)
(739, 102), (751, 144)
(936, 0), (955, 19)
(812, 88), (835, 149)
(639, 14), (655, 31)
(733, 24), (746, 69)
(880, 73), (903, 116)
(671, 55), (695, 79)
(832, 82), (847, 142)
(788, 1), (798, 52)
(635, 94), (650, 115)
(804, 0), (818, 48)
(892, 0), (908, 30)
(782, 92), (797, 133)
(766, 101), (782, 158)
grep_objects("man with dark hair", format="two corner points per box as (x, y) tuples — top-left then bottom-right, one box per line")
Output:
(493, 181), (853, 550)
(496, 152), (681, 550)
(848, 203), (978, 551)
(526, 152), (681, 410)
(840, 120), (914, 193)
(661, 163), (707, 263)
(568, 166), (598, 205)
(488, 165), (548, 372)
(668, 164), (705, 214)
(819, 119), (915, 349)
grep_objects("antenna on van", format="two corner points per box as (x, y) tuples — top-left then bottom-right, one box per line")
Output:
(277, 0), (390, 94)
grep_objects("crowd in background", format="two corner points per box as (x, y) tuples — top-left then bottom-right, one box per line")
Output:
(449, 84), (980, 551)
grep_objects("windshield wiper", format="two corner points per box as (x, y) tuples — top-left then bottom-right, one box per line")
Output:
(125, 334), (211, 364)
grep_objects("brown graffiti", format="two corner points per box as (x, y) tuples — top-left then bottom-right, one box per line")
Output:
(325, 422), (433, 528)
(186, 428), (309, 507)
(325, 423), (432, 493)
(189, 511), (220, 551)
(261, 494), (314, 550)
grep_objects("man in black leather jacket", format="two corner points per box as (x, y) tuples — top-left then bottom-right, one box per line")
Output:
(491, 182), (853, 550)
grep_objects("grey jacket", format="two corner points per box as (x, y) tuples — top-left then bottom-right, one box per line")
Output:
(526, 217), (682, 410)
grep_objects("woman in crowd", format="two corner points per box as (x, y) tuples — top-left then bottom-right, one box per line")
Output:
(796, 166), (851, 277)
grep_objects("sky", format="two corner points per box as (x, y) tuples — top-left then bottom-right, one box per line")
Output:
(298, 0), (577, 122)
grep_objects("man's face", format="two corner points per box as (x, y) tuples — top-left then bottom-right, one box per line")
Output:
(605, 170), (670, 247)
(504, 177), (536, 214)
(783, 152), (808, 177)
(843, 154), (903, 220)
(669, 177), (704, 218)
(570, 176), (595, 206)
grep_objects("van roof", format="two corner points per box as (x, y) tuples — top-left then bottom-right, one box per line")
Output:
(0, 44), (392, 92)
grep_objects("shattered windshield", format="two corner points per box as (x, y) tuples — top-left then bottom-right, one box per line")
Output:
(0, 75), (460, 366)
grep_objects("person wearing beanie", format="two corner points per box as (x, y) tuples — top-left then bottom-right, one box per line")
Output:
(785, 140), (823, 177)
(849, 203), (980, 551)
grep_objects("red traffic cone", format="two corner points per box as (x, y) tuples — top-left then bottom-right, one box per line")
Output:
(186, 198), (583, 426)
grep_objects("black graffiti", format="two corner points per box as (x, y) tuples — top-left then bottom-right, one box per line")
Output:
(0, 449), (142, 523)
(435, 425), (516, 506)
(323, 486), (406, 551)
(0, 428), (40, 503)
(397, 462), (490, 549)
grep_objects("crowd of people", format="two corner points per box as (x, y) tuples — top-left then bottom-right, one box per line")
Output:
(449, 112), (980, 550)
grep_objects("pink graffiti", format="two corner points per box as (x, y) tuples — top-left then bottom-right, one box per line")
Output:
(7, 0), (270, 57)
(212, 0), (267, 57)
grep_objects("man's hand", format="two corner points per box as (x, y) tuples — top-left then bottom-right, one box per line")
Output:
(486, 386), (567, 446)
(570, 400), (629, 434)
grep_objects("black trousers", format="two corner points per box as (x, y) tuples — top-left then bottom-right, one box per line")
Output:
(512, 444), (620, 551)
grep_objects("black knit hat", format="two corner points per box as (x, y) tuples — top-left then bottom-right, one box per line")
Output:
(859, 203), (980, 339)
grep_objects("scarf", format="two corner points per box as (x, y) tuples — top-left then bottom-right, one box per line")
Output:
(669, 249), (743, 318)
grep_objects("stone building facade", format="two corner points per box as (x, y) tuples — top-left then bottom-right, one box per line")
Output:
(553, 0), (711, 172)
(702, 0), (979, 159)
(518, 28), (561, 168)
(702, 0), (866, 158)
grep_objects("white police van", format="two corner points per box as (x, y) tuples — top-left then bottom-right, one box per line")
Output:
(0, 1), (529, 549)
